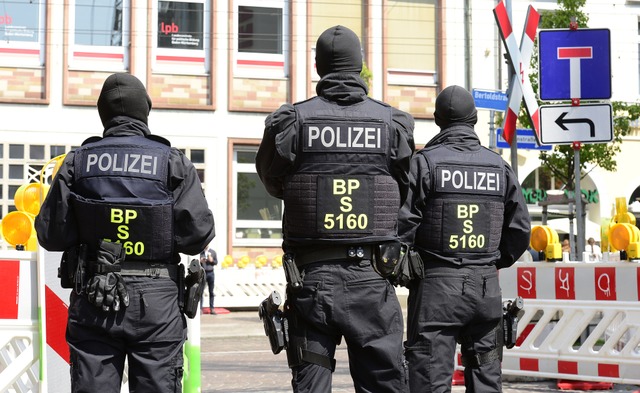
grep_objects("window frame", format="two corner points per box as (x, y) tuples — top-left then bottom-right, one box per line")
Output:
(0, 0), (46, 67)
(151, 0), (211, 74)
(67, 0), (130, 72)
(233, 0), (289, 79)
(231, 146), (283, 247)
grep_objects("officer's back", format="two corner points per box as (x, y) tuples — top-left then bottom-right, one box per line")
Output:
(255, 25), (414, 393)
(35, 73), (215, 393)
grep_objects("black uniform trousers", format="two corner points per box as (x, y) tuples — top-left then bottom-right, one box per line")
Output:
(404, 263), (503, 393)
(288, 259), (407, 393)
(66, 276), (187, 393)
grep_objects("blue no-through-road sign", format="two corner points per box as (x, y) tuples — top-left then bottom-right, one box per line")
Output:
(538, 28), (611, 101)
(496, 128), (551, 150)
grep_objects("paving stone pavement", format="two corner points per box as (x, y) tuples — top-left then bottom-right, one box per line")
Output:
(197, 310), (639, 393)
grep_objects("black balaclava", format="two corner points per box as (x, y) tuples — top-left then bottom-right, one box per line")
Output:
(434, 85), (478, 129)
(315, 25), (363, 77)
(97, 73), (152, 127)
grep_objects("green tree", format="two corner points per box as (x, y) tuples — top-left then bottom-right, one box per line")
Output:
(361, 61), (373, 91)
(518, 0), (640, 191)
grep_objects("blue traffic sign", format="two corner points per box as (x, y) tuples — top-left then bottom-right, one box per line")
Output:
(538, 28), (611, 101)
(497, 128), (551, 150)
(472, 89), (508, 111)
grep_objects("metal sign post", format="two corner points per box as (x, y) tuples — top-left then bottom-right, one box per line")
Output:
(574, 142), (585, 260)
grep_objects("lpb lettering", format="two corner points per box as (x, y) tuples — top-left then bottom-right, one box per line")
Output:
(161, 22), (179, 34)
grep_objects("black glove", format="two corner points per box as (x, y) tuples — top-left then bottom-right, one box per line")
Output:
(86, 240), (129, 312)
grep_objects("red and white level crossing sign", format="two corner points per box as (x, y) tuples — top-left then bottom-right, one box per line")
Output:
(494, 1), (541, 146)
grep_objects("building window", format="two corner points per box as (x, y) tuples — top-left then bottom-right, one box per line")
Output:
(0, 143), (74, 221)
(385, 0), (437, 86)
(181, 148), (206, 185)
(638, 16), (640, 94)
(309, 0), (364, 80)
(152, 0), (210, 74)
(0, 0), (45, 67)
(238, 6), (282, 54)
(68, 0), (130, 71)
(234, 0), (288, 78)
(232, 146), (282, 246)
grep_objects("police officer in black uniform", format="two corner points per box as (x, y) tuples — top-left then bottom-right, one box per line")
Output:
(35, 73), (215, 393)
(256, 25), (415, 393)
(398, 85), (531, 393)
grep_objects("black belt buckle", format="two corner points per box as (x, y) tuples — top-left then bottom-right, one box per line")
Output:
(347, 246), (365, 259)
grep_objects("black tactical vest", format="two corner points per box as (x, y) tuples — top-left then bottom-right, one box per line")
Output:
(70, 135), (174, 261)
(414, 144), (506, 264)
(283, 96), (400, 245)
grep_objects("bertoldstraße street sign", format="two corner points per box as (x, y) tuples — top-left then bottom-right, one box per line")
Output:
(472, 89), (508, 112)
(539, 103), (613, 145)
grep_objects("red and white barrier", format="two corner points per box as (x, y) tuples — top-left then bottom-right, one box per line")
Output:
(1, 249), (202, 392)
(0, 251), (39, 393)
(496, 262), (640, 384)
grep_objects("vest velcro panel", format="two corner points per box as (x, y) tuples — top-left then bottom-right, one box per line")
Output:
(284, 173), (399, 240)
(71, 195), (173, 261)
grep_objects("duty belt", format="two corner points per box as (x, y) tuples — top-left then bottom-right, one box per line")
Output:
(119, 262), (179, 281)
(294, 245), (373, 266)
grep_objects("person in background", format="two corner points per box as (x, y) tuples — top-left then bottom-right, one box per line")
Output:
(562, 238), (571, 261)
(35, 73), (215, 392)
(398, 85), (531, 393)
(200, 246), (218, 314)
(585, 237), (602, 262)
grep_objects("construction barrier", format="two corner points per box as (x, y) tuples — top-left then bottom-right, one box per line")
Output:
(488, 261), (640, 385)
(214, 267), (287, 309)
(0, 250), (201, 393)
(0, 251), (39, 393)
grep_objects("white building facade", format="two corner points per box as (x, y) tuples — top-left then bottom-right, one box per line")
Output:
(1, 0), (639, 261)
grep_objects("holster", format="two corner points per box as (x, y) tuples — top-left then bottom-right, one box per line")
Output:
(285, 304), (335, 371)
(58, 244), (87, 293)
(258, 291), (288, 354)
(503, 297), (525, 349)
(182, 259), (205, 319)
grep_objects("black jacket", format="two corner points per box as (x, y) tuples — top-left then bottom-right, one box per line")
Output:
(256, 73), (414, 202)
(398, 124), (530, 269)
(255, 73), (414, 248)
(35, 117), (215, 261)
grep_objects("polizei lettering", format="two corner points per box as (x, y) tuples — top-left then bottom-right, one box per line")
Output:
(436, 166), (503, 196)
(85, 153), (159, 175)
(303, 122), (386, 153)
